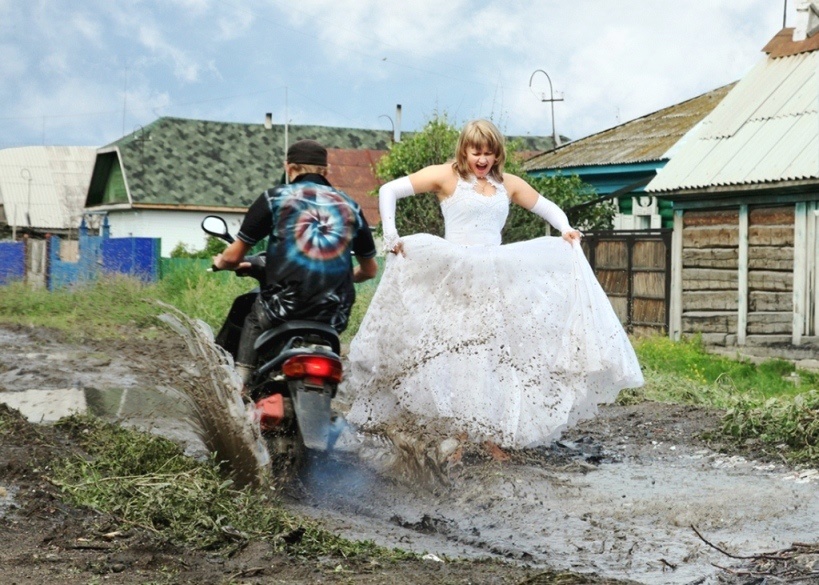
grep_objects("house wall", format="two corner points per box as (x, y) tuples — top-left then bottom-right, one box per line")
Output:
(747, 207), (794, 337)
(677, 204), (797, 347)
(107, 209), (246, 257)
(680, 209), (740, 343)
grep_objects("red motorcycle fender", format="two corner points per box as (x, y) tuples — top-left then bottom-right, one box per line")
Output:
(256, 394), (285, 430)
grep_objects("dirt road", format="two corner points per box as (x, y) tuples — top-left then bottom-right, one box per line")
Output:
(0, 323), (817, 584)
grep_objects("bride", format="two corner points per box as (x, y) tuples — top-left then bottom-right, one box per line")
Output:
(345, 119), (643, 450)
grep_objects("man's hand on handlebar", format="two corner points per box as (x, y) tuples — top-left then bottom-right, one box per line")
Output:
(212, 252), (251, 272)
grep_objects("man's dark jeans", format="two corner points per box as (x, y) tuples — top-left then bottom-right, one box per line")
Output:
(236, 296), (275, 369)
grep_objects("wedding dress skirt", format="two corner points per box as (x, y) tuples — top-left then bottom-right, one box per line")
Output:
(345, 233), (644, 449)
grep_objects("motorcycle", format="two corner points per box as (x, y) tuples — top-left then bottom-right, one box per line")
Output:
(201, 215), (344, 470)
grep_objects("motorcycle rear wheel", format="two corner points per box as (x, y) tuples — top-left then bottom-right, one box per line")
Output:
(266, 429), (306, 481)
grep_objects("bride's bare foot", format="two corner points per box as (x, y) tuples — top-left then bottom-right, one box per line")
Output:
(483, 441), (510, 462)
(439, 432), (468, 466)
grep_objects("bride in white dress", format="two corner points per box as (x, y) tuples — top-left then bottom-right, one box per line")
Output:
(346, 119), (643, 450)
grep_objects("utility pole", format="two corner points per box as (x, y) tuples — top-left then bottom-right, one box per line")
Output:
(529, 69), (564, 149)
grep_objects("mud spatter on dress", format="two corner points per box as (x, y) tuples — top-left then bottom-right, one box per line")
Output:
(346, 176), (644, 448)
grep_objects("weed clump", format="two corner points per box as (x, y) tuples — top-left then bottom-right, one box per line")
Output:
(723, 391), (819, 464)
(50, 415), (409, 558)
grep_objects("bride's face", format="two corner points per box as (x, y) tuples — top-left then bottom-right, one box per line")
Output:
(466, 145), (496, 178)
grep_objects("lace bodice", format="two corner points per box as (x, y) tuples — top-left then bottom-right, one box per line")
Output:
(441, 176), (509, 246)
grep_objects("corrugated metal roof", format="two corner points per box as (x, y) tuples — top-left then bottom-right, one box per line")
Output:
(763, 27), (819, 58)
(523, 84), (734, 172)
(648, 47), (819, 193)
(0, 146), (96, 229)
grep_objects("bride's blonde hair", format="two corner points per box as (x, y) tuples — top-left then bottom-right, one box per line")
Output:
(452, 119), (506, 182)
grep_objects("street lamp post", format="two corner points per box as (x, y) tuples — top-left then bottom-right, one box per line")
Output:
(529, 69), (564, 149)
(378, 114), (394, 143)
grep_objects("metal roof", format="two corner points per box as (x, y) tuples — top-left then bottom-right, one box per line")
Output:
(0, 146), (96, 230)
(648, 44), (819, 193)
(523, 84), (734, 172)
(326, 148), (386, 224)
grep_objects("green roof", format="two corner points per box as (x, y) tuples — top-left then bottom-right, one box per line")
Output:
(87, 117), (395, 208)
(85, 116), (557, 210)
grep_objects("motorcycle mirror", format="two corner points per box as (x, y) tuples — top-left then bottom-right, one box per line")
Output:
(201, 215), (234, 244)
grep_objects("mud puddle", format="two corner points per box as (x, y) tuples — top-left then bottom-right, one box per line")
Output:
(0, 326), (205, 456)
(284, 415), (819, 585)
(1, 324), (817, 584)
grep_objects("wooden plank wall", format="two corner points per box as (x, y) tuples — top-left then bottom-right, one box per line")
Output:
(747, 206), (794, 335)
(681, 209), (739, 342)
(680, 206), (794, 344)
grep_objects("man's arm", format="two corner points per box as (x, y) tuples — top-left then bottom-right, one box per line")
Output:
(350, 209), (378, 282)
(353, 256), (378, 282)
(213, 239), (252, 271)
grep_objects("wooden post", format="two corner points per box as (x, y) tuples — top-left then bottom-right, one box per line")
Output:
(793, 202), (807, 345)
(813, 203), (819, 336)
(738, 205), (749, 345)
(670, 209), (683, 341)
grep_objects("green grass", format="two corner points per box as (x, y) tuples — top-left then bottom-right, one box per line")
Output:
(0, 260), (381, 345)
(633, 334), (817, 400)
(49, 414), (412, 558)
(1, 275), (816, 464)
(627, 334), (819, 464)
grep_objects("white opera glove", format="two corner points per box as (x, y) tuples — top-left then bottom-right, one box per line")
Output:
(530, 194), (574, 236)
(379, 176), (416, 252)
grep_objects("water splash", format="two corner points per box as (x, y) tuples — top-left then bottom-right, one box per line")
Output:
(157, 302), (270, 489)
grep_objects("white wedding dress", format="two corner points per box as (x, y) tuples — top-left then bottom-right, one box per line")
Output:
(345, 176), (644, 448)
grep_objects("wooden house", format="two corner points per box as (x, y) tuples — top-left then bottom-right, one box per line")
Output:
(521, 86), (732, 335)
(648, 3), (819, 357)
(0, 146), (96, 238)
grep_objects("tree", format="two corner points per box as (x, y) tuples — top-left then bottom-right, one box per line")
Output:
(373, 116), (614, 243)
(373, 115), (458, 239)
(170, 236), (227, 259)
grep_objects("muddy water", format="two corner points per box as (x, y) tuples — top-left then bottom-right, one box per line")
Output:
(1, 325), (817, 584)
(0, 327), (205, 456)
(289, 421), (819, 585)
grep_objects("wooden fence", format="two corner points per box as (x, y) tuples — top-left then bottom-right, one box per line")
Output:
(582, 229), (672, 335)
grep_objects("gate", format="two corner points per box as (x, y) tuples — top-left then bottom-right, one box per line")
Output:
(582, 229), (672, 335)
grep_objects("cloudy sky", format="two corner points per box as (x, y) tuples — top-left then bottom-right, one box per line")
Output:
(0, 0), (797, 149)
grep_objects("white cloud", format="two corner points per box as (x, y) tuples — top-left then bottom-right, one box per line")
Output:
(278, 0), (472, 60)
(481, 0), (789, 138)
(217, 6), (254, 40)
(0, 44), (28, 81)
(13, 78), (120, 145)
(70, 13), (103, 45)
(137, 24), (203, 83)
(168, 0), (211, 14)
(39, 53), (71, 77)
(0, 0), (803, 148)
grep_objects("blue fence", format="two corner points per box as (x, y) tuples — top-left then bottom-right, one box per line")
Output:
(103, 238), (161, 282)
(0, 241), (25, 285)
(0, 217), (163, 291)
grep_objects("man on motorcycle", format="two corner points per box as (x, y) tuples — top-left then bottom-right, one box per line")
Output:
(213, 139), (378, 384)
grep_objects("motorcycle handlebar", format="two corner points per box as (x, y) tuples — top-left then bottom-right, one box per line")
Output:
(209, 253), (266, 283)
